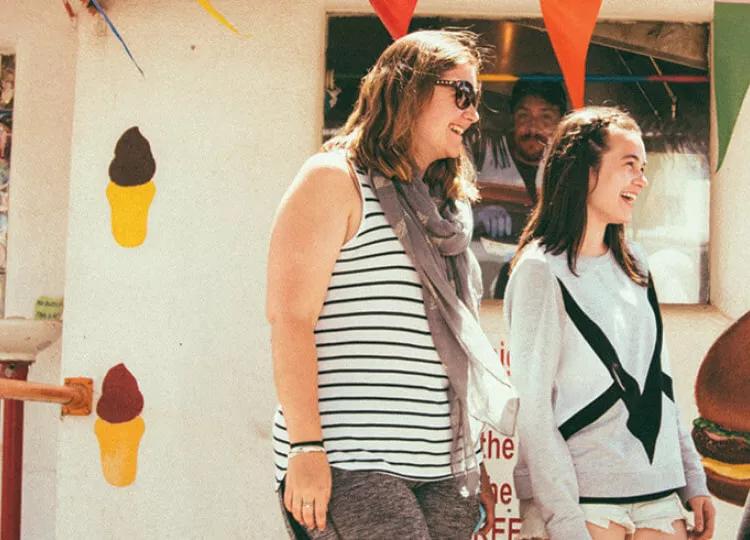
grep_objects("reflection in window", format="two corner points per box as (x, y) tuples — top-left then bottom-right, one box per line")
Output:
(324, 18), (710, 303)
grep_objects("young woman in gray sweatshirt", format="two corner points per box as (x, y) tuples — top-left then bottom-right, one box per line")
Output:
(504, 107), (715, 540)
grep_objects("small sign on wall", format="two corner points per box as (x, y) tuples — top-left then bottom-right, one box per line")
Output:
(34, 296), (64, 320)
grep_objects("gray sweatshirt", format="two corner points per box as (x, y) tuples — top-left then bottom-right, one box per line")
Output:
(504, 241), (708, 539)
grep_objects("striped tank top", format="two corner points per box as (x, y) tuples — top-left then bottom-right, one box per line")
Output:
(273, 164), (468, 487)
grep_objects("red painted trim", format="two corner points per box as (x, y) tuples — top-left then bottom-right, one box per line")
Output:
(647, 75), (710, 83)
(1, 363), (30, 540)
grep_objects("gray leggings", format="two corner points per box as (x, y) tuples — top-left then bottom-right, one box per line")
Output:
(279, 468), (481, 540)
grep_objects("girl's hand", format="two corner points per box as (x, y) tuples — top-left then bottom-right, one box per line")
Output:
(477, 463), (495, 537)
(283, 452), (332, 532)
(689, 495), (715, 540)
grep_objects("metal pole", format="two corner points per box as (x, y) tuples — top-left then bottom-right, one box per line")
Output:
(0, 378), (87, 406)
(0, 366), (90, 540)
(0, 362), (30, 540)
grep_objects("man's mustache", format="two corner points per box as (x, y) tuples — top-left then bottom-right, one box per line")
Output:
(519, 133), (548, 145)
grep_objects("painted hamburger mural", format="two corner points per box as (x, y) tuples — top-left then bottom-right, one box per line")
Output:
(692, 311), (750, 506)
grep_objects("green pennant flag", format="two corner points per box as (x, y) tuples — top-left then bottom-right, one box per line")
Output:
(715, 2), (750, 171)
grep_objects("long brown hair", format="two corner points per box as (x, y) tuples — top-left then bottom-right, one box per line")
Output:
(512, 106), (647, 285)
(324, 30), (485, 201)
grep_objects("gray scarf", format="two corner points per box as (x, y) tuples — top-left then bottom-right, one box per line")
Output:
(368, 167), (519, 496)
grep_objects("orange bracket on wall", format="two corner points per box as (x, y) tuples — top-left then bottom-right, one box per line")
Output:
(62, 378), (94, 416)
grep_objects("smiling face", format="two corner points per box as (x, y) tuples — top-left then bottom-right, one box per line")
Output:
(587, 127), (648, 227)
(512, 95), (562, 165)
(411, 63), (480, 171)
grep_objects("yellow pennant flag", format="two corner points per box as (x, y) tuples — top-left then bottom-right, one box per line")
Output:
(196, 0), (248, 37)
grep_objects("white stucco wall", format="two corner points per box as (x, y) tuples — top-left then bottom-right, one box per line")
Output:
(711, 91), (750, 319)
(0, 2), (77, 539)
(57, 2), (324, 538)
(0, 0), (746, 539)
(328, 0), (713, 21)
(1, 5), (75, 316)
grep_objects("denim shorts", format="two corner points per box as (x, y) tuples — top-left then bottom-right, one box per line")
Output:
(518, 492), (690, 539)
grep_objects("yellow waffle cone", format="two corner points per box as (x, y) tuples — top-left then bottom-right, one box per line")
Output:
(94, 416), (145, 487)
(106, 180), (156, 247)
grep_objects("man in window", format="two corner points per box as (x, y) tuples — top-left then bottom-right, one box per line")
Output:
(470, 79), (567, 298)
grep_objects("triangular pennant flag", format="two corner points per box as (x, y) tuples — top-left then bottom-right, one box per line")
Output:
(714, 1), (750, 171)
(370, 0), (418, 40)
(196, 0), (249, 38)
(540, 0), (602, 108)
(87, 0), (144, 76)
(62, 0), (76, 19)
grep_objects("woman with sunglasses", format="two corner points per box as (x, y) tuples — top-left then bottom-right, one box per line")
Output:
(267, 29), (518, 539)
(504, 107), (715, 540)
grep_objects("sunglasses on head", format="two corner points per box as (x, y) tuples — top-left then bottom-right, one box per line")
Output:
(434, 79), (480, 110)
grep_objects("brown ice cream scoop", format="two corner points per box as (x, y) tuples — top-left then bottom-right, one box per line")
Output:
(108, 127), (156, 187)
(96, 363), (144, 423)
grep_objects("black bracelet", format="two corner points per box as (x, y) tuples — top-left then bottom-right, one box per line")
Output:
(290, 440), (324, 449)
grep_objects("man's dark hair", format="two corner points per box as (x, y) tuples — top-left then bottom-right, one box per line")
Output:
(510, 79), (568, 115)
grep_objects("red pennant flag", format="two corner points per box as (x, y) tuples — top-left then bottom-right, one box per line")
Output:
(370, 0), (418, 40)
(540, 0), (602, 108)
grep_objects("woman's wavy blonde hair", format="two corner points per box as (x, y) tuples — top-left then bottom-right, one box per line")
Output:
(324, 29), (484, 202)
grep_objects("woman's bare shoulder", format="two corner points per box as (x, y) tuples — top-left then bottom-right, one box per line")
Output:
(298, 151), (354, 185)
(277, 152), (356, 208)
(273, 152), (361, 236)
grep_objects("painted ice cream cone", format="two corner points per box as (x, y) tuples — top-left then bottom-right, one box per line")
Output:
(94, 416), (145, 487)
(106, 127), (156, 247)
(94, 363), (145, 487)
(106, 181), (155, 247)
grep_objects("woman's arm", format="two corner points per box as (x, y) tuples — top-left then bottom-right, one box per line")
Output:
(675, 382), (715, 540)
(660, 347), (714, 538)
(266, 152), (360, 531)
(504, 258), (592, 540)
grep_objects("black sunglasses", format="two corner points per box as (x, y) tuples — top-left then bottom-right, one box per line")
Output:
(434, 79), (480, 110)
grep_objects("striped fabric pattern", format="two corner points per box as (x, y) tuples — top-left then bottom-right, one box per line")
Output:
(273, 169), (467, 486)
